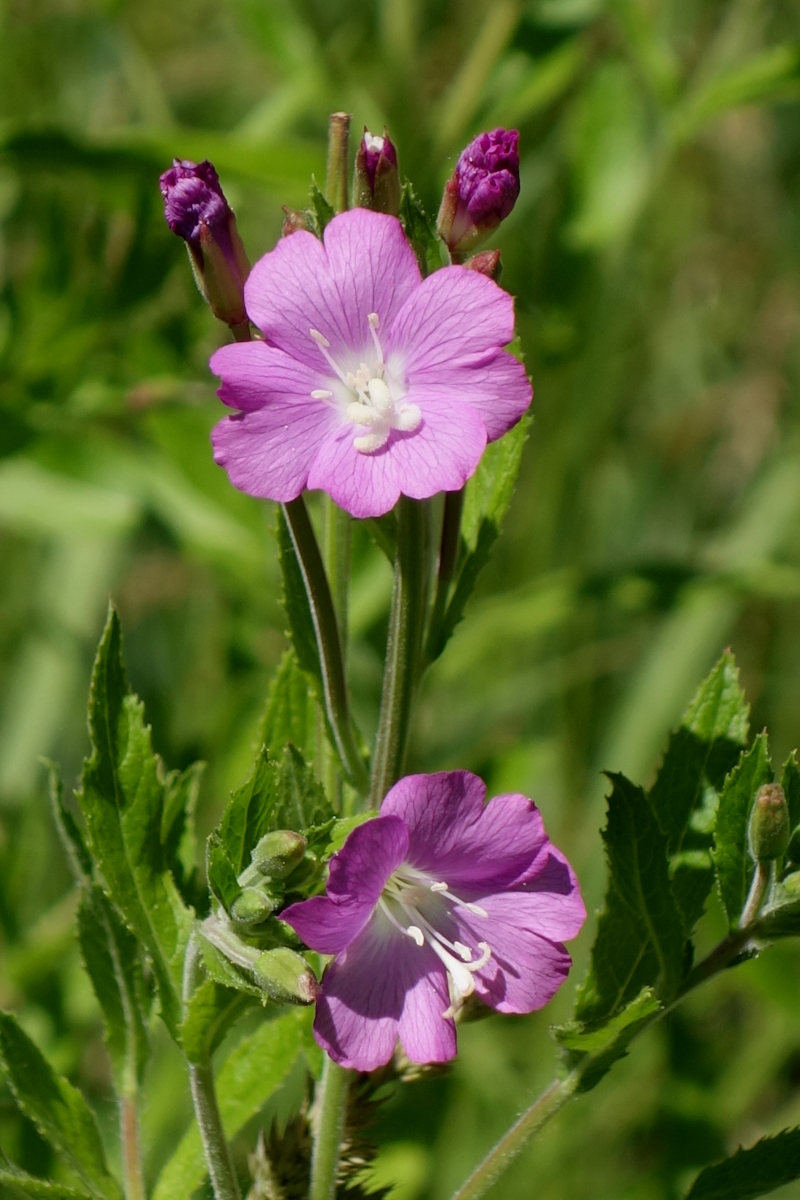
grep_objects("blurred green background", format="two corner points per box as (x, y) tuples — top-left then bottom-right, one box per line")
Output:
(1, 0), (800, 1197)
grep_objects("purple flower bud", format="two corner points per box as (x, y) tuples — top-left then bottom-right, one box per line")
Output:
(437, 129), (520, 256)
(353, 128), (400, 216)
(159, 158), (250, 330)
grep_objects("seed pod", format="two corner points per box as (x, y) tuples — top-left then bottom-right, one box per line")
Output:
(749, 783), (791, 862)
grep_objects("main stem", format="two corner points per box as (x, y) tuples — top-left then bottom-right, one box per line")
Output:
(309, 1056), (353, 1200)
(184, 935), (241, 1200)
(370, 497), (431, 806)
(321, 495), (352, 808)
(120, 1092), (146, 1200)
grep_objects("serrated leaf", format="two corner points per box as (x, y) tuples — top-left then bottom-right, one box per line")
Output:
(259, 651), (315, 762)
(180, 976), (252, 1065)
(77, 887), (151, 1090)
(575, 773), (685, 1024)
(307, 180), (335, 237)
(398, 181), (446, 276)
(650, 651), (750, 856)
(49, 764), (93, 885)
(554, 986), (661, 1052)
(276, 507), (323, 689)
(0, 1013), (122, 1200)
(781, 752), (800, 856)
(713, 733), (772, 928)
(430, 416), (531, 662)
(685, 1128), (800, 1200)
(75, 606), (193, 1041)
(161, 761), (204, 899)
(152, 1010), (309, 1200)
(0, 1161), (92, 1200)
(670, 850), (715, 932)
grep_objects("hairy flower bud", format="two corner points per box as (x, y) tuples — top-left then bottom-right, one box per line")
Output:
(353, 128), (400, 216)
(281, 206), (310, 237)
(159, 158), (250, 328)
(230, 886), (278, 926)
(437, 129), (520, 256)
(749, 783), (791, 862)
(238, 830), (308, 888)
(462, 249), (503, 281)
(252, 947), (319, 1004)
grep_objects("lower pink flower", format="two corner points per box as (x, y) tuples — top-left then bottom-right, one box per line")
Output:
(282, 771), (585, 1072)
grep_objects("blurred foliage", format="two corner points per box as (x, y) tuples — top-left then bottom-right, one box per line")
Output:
(1, 0), (800, 1197)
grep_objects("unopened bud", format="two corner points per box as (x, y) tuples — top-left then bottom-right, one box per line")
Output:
(282, 206), (310, 237)
(252, 947), (319, 1005)
(437, 129), (520, 257)
(238, 830), (307, 887)
(230, 887), (277, 926)
(780, 871), (800, 898)
(462, 249), (502, 280)
(749, 783), (791, 862)
(353, 128), (400, 216)
(159, 159), (250, 328)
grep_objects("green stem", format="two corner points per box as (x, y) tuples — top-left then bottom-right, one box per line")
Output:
(321, 496), (352, 807)
(183, 934), (241, 1200)
(739, 861), (772, 929)
(425, 487), (464, 665)
(370, 497), (431, 806)
(120, 1093), (146, 1200)
(449, 927), (759, 1200)
(309, 1057), (352, 1200)
(282, 497), (369, 795)
(325, 112), (351, 214)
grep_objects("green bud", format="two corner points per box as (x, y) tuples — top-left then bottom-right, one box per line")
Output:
(748, 783), (791, 862)
(252, 947), (319, 1005)
(779, 870), (800, 898)
(238, 830), (307, 888)
(230, 887), (277, 926)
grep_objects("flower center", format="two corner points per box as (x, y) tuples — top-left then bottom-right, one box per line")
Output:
(308, 313), (421, 454)
(379, 865), (491, 1020)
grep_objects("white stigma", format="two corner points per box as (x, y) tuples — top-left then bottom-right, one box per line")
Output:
(364, 133), (385, 154)
(307, 314), (420, 454)
(380, 868), (493, 1021)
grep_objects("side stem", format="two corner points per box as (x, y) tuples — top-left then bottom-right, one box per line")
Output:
(325, 113), (351, 214)
(120, 1092), (146, 1200)
(282, 497), (369, 795)
(183, 934), (241, 1200)
(321, 496), (352, 808)
(309, 1057), (352, 1200)
(370, 497), (431, 806)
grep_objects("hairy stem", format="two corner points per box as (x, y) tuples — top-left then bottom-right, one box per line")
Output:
(183, 934), (241, 1200)
(740, 861), (772, 929)
(370, 497), (431, 806)
(325, 112), (351, 214)
(449, 925), (763, 1200)
(282, 497), (369, 795)
(310, 1057), (352, 1200)
(425, 487), (464, 664)
(120, 1093), (146, 1200)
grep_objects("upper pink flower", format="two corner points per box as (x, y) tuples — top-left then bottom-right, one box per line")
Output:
(209, 208), (532, 519)
(282, 771), (585, 1072)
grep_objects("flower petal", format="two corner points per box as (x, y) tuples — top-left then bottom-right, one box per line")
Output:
(282, 815), (408, 956)
(413, 349), (532, 442)
(210, 340), (325, 411)
(386, 266), (516, 376)
(322, 210), (421, 347)
(211, 400), (335, 502)
(313, 909), (453, 1071)
(470, 855), (586, 943)
(381, 774), (551, 891)
(472, 922), (573, 1015)
(306, 392), (487, 518)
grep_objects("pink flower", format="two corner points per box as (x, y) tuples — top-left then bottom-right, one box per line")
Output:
(209, 208), (531, 519)
(282, 772), (585, 1072)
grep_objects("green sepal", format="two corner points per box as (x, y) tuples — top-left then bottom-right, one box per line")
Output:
(399, 181), (447, 276)
(307, 179), (335, 238)
(713, 733), (773, 928)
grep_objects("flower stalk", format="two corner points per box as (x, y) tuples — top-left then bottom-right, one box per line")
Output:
(309, 1057), (353, 1200)
(425, 487), (464, 664)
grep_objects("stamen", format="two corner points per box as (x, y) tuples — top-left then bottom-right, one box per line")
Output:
(309, 329), (330, 348)
(453, 942), (473, 962)
(309, 329), (350, 387)
(311, 389), (332, 399)
(431, 882), (448, 893)
(367, 312), (385, 367)
(407, 925), (425, 947)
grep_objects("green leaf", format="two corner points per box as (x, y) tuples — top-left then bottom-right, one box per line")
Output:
(649, 651), (750, 855)
(307, 179), (335, 237)
(685, 1128), (800, 1200)
(713, 733), (772, 928)
(782, 751), (800, 860)
(672, 44), (800, 147)
(432, 416), (531, 661)
(161, 761), (204, 899)
(325, 811), (379, 857)
(48, 763), (93, 885)
(553, 987), (662, 1093)
(575, 773), (685, 1024)
(180, 976), (252, 1066)
(0, 1013), (122, 1200)
(276, 507), (324, 690)
(398, 181), (446, 276)
(0, 1160), (92, 1200)
(669, 850), (715, 933)
(259, 650), (316, 762)
(77, 887), (151, 1090)
(152, 1010), (309, 1200)
(75, 605), (193, 1041)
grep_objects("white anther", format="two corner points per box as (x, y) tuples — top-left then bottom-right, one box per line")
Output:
(366, 377), (393, 415)
(354, 429), (390, 453)
(395, 404), (421, 432)
(407, 925), (425, 947)
(364, 135), (384, 154)
(311, 389), (333, 399)
(309, 329), (330, 348)
(454, 942), (473, 962)
(431, 882), (448, 893)
(368, 312), (380, 328)
(467, 902), (488, 918)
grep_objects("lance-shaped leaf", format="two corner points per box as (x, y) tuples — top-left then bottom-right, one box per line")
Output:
(259, 650), (316, 761)
(649, 651), (749, 854)
(685, 1128), (800, 1200)
(553, 987), (662, 1093)
(782, 751), (800, 862)
(575, 773), (685, 1023)
(75, 606), (193, 1041)
(152, 1009), (310, 1200)
(713, 733), (772, 928)
(276, 507), (323, 691)
(0, 1013), (122, 1200)
(0, 1157), (93, 1200)
(431, 415), (531, 661)
(161, 761), (204, 903)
